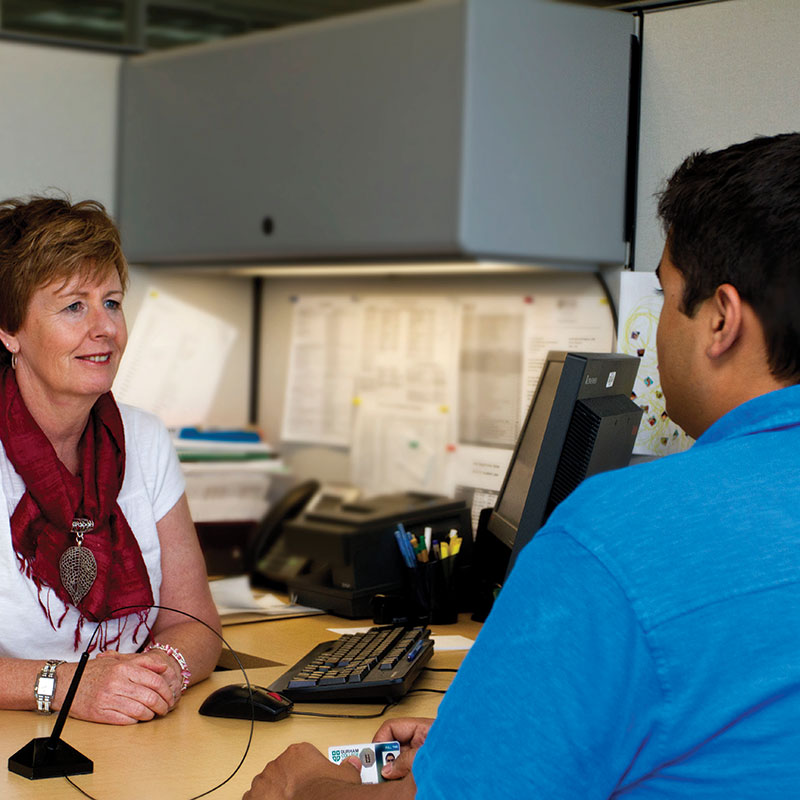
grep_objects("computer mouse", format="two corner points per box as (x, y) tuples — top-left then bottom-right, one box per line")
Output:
(199, 683), (293, 722)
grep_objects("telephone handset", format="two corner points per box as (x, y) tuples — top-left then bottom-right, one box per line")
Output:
(247, 479), (320, 589)
(248, 480), (363, 590)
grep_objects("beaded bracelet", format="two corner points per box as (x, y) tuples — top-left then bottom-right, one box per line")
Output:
(144, 642), (191, 693)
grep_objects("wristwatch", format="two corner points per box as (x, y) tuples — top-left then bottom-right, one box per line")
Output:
(34, 659), (65, 714)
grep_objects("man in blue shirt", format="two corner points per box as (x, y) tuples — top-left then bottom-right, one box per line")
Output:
(243, 133), (800, 799)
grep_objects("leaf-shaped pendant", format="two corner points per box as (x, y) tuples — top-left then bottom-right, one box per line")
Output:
(59, 545), (97, 606)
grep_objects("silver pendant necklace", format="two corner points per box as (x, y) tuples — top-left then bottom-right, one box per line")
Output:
(59, 517), (97, 606)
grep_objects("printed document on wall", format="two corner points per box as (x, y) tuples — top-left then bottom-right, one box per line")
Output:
(617, 271), (693, 456)
(459, 297), (525, 448)
(350, 396), (455, 497)
(346, 296), (460, 494)
(281, 296), (361, 446)
(451, 444), (514, 536)
(113, 287), (237, 427)
(354, 296), (460, 406)
(457, 288), (614, 451)
(282, 295), (460, 447)
(522, 292), (615, 415)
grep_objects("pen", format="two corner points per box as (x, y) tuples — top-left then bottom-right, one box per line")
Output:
(394, 527), (416, 568)
(407, 639), (425, 661)
(410, 534), (429, 562)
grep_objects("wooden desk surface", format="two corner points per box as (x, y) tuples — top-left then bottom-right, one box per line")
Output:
(1, 614), (481, 799)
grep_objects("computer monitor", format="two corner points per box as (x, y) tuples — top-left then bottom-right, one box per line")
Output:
(486, 351), (643, 578)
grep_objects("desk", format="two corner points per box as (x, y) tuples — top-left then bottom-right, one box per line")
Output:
(0, 614), (481, 799)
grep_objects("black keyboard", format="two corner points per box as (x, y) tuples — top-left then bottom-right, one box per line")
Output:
(268, 625), (434, 703)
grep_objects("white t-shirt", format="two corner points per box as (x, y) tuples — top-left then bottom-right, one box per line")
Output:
(0, 403), (185, 659)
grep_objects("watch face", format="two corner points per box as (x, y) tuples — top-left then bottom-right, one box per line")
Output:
(36, 676), (56, 696)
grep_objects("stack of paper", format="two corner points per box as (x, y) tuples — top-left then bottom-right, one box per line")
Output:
(210, 575), (322, 625)
(173, 427), (278, 461)
(174, 428), (287, 523)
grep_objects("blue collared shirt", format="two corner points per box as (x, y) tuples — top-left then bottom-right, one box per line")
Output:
(415, 385), (800, 798)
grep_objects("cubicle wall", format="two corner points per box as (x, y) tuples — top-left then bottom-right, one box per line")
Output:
(634, 0), (800, 273)
(0, 40), (118, 213)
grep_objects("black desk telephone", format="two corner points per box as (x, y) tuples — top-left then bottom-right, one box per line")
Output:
(247, 480), (363, 589)
(247, 481), (472, 618)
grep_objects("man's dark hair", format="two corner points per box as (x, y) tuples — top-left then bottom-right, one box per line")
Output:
(657, 132), (800, 383)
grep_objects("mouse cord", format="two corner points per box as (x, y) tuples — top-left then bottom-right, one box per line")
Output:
(62, 604), (255, 800)
(423, 667), (457, 673)
(64, 776), (95, 799)
(290, 688), (448, 721)
(291, 699), (401, 719)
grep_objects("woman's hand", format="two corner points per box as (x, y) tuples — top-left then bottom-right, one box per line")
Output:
(128, 647), (186, 700)
(62, 651), (178, 725)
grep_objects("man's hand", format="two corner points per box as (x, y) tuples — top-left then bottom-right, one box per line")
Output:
(243, 742), (362, 800)
(373, 717), (433, 780)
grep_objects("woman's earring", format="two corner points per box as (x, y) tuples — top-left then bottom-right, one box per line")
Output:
(11, 352), (18, 370)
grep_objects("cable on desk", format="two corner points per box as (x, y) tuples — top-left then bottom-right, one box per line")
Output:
(423, 666), (458, 673)
(291, 698), (401, 719)
(62, 604), (255, 800)
(64, 775), (95, 798)
(290, 687), (448, 722)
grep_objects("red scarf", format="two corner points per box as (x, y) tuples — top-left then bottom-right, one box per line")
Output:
(0, 366), (153, 650)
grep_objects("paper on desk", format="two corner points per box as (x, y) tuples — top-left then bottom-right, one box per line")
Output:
(210, 575), (321, 618)
(327, 627), (474, 651)
(327, 626), (374, 635)
(113, 287), (237, 427)
(430, 635), (474, 651)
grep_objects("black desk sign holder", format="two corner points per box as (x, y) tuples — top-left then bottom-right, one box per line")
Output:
(8, 651), (94, 779)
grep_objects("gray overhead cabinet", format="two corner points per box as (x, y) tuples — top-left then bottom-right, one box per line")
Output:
(118, 0), (633, 268)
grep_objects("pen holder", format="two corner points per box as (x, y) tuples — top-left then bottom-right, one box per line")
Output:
(406, 556), (459, 625)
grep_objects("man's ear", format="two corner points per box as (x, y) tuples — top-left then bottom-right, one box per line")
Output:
(706, 283), (743, 359)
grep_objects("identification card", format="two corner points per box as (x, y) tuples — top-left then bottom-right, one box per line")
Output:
(328, 740), (401, 784)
